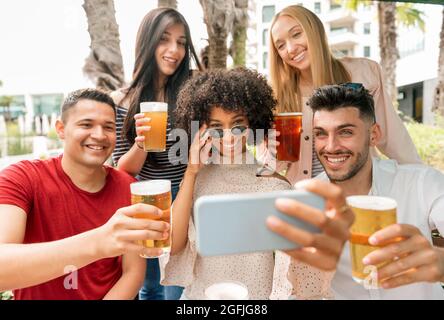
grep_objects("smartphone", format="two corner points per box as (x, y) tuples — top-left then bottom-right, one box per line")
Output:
(194, 189), (325, 257)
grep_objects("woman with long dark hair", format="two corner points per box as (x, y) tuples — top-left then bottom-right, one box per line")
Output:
(111, 7), (202, 300)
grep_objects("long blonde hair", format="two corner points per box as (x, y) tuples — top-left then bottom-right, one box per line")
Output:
(269, 5), (351, 112)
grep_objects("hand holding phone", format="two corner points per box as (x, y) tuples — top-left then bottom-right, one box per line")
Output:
(194, 189), (325, 256)
(266, 179), (354, 271)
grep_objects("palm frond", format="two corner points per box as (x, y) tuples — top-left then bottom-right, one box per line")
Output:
(396, 3), (426, 32)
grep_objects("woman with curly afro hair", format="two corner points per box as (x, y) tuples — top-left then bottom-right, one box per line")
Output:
(159, 68), (335, 300)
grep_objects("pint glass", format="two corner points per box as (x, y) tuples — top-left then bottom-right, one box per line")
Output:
(130, 180), (172, 258)
(274, 113), (302, 162)
(140, 102), (168, 152)
(347, 196), (397, 285)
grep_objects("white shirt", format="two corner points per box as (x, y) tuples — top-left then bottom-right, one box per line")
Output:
(317, 158), (444, 300)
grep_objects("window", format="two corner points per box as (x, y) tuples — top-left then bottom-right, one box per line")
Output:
(330, 26), (349, 35)
(398, 27), (425, 58)
(364, 46), (371, 57)
(363, 23), (371, 35)
(330, 0), (341, 10)
(263, 52), (268, 70)
(262, 5), (275, 23)
(314, 2), (321, 14)
(263, 29), (269, 47)
(0, 95), (25, 120)
(32, 94), (63, 117)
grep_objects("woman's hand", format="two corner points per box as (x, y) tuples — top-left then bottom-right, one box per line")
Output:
(187, 124), (212, 176)
(134, 113), (151, 149)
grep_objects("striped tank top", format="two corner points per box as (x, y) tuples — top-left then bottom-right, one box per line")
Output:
(112, 106), (187, 190)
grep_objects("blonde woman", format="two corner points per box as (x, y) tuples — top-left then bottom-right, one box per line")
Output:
(268, 5), (421, 184)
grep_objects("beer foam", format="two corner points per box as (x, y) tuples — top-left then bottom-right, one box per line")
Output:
(205, 281), (249, 300)
(130, 180), (171, 195)
(140, 102), (168, 112)
(346, 196), (397, 211)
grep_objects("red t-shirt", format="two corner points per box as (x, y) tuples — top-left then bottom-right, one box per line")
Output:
(0, 155), (136, 300)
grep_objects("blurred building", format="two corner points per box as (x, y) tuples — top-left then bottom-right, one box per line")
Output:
(0, 93), (64, 121)
(255, 0), (442, 125)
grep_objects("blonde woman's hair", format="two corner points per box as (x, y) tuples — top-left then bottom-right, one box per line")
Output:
(269, 5), (351, 112)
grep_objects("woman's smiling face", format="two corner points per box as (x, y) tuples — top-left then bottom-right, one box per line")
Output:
(207, 107), (249, 160)
(271, 15), (311, 72)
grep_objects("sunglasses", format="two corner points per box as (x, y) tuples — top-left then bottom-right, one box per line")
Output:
(339, 82), (364, 90)
(206, 125), (249, 139)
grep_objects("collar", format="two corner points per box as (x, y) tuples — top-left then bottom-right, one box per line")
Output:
(370, 157), (398, 196)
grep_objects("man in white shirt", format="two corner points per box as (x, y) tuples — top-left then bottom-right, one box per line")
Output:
(307, 83), (444, 299)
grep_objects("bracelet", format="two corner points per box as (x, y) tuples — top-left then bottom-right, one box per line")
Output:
(135, 142), (144, 150)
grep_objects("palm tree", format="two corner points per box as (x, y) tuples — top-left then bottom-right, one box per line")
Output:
(82, 0), (125, 92)
(158, 0), (177, 9)
(378, 2), (398, 106)
(341, 1), (425, 107)
(230, 0), (248, 66)
(200, 0), (235, 69)
(433, 7), (444, 123)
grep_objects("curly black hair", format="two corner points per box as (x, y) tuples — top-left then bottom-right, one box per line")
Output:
(174, 67), (277, 143)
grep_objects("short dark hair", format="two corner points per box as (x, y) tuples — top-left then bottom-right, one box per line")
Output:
(61, 88), (116, 122)
(174, 67), (276, 142)
(308, 84), (376, 124)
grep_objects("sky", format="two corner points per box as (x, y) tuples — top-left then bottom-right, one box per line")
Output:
(0, 0), (207, 95)
(0, 1), (441, 96)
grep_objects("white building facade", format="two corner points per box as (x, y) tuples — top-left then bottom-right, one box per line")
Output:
(255, 0), (442, 125)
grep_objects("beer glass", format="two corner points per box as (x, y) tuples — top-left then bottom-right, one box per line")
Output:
(140, 102), (168, 152)
(274, 112), (302, 162)
(347, 196), (397, 285)
(205, 281), (249, 300)
(130, 180), (172, 258)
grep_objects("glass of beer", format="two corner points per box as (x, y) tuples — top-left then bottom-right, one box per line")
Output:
(140, 102), (168, 152)
(130, 180), (172, 258)
(274, 112), (302, 162)
(205, 281), (249, 300)
(347, 196), (398, 285)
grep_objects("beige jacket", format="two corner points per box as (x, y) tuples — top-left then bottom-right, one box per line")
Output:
(285, 57), (422, 184)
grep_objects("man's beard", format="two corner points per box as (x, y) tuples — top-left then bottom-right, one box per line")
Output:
(318, 139), (370, 183)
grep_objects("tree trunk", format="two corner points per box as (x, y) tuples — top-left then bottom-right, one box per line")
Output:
(200, 0), (235, 69)
(433, 8), (444, 124)
(158, 0), (177, 9)
(378, 2), (398, 108)
(82, 0), (124, 92)
(230, 0), (248, 66)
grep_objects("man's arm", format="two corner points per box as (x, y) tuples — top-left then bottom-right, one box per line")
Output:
(103, 252), (146, 300)
(0, 203), (169, 292)
(0, 205), (104, 291)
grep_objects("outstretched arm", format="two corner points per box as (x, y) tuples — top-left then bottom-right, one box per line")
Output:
(0, 203), (169, 292)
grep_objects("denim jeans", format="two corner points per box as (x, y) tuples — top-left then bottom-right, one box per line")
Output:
(138, 184), (184, 300)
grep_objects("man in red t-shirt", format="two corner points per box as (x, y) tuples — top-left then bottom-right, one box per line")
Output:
(0, 89), (169, 299)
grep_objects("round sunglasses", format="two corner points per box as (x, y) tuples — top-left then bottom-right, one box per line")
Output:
(206, 125), (248, 139)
